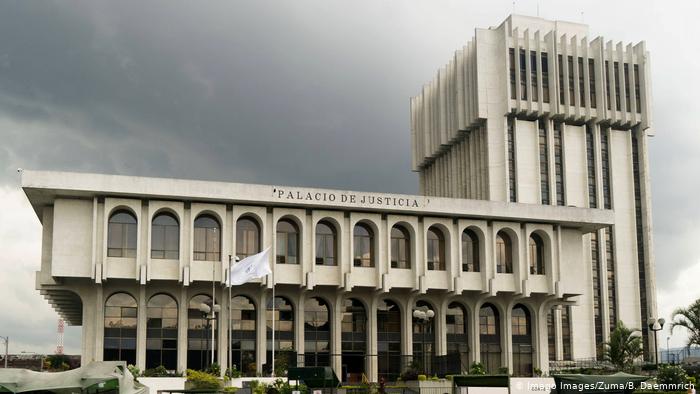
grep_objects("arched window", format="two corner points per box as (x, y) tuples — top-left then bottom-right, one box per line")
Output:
(496, 231), (513, 274)
(108, 210), (137, 258)
(390, 225), (411, 269)
(104, 293), (137, 365)
(276, 219), (299, 265)
(462, 229), (480, 272)
(193, 215), (221, 261)
(446, 302), (468, 371)
(315, 221), (337, 266)
(412, 300), (436, 373)
(426, 227), (446, 271)
(353, 223), (374, 267)
(479, 304), (501, 374)
(230, 295), (256, 376)
(341, 298), (367, 382)
(529, 233), (545, 275)
(187, 294), (217, 371)
(236, 217), (260, 259)
(146, 294), (178, 370)
(512, 305), (533, 376)
(151, 212), (179, 259)
(304, 297), (330, 367)
(377, 299), (401, 381)
(266, 296), (294, 374)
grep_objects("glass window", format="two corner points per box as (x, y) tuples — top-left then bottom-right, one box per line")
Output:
(589, 59), (597, 108)
(509, 48), (516, 100)
(479, 304), (501, 374)
(266, 296), (294, 373)
(341, 298), (366, 382)
(541, 53), (549, 103)
(426, 227), (445, 271)
(187, 294), (216, 371)
(377, 299), (401, 381)
(412, 300), (435, 373)
(512, 305), (533, 376)
(446, 303), (468, 371)
(108, 210), (137, 258)
(528, 233), (545, 275)
(236, 217), (260, 259)
(496, 232), (513, 274)
(104, 293), (138, 365)
(554, 122), (565, 206)
(304, 297), (330, 367)
(390, 225), (411, 269)
(151, 213), (179, 259)
(462, 229), (480, 272)
(353, 223), (374, 267)
(507, 117), (516, 202)
(146, 294), (178, 370)
(530, 50), (538, 102)
(276, 219), (299, 265)
(315, 221), (337, 266)
(193, 215), (220, 261)
(231, 296), (256, 376)
(539, 119), (550, 205)
(519, 49), (527, 100)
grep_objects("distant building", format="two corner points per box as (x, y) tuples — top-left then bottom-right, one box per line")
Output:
(23, 14), (656, 382)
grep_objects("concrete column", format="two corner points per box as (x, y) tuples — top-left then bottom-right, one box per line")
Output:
(534, 304), (550, 375)
(257, 289), (267, 374)
(368, 296), (378, 382)
(331, 295), (343, 379)
(177, 286), (188, 373)
(503, 305), (512, 373)
(95, 285), (104, 361)
(219, 285), (229, 374)
(296, 292), (306, 366)
(554, 306), (564, 360)
(136, 285), (147, 370)
(470, 303), (480, 366)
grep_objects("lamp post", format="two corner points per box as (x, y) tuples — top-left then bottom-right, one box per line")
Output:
(667, 336), (671, 364)
(0, 336), (8, 368)
(647, 317), (665, 368)
(412, 307), (435, 375)
(199, 301), (221, 370)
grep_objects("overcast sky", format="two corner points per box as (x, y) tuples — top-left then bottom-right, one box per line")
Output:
(1, 0), (699, 355)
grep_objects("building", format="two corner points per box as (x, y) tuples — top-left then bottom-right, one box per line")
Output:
(410, 14), (656, 361)
(22, 14), (655, 381)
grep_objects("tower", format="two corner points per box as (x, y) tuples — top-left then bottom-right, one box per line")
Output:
(410, 14), (657, 361)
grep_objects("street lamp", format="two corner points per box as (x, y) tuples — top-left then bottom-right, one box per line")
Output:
(199, 301), (221, 370)
(0, 336), (8, 369)
(667, 336), (672, 364)
(647, 317), (665, 368)
(413, 307), (435, 374)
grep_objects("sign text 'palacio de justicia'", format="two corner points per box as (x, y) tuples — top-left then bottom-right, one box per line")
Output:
(273, 187), (422, 208)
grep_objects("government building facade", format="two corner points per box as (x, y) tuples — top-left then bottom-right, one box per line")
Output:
(23, 14), (656, 382)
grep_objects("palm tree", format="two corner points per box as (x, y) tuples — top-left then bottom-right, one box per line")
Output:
(603, 321), (643, 371)
(670, 298), (700, 348)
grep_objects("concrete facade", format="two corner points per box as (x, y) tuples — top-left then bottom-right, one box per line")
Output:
(24, 169), (612, 379)
(410, 15), (657, 360)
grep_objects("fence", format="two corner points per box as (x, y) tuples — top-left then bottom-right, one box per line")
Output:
(258, 352), (466, 384)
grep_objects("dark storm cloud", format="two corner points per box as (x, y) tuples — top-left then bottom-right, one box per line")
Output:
(1, 1), (700, 352)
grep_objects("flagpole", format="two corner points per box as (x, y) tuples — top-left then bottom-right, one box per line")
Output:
(271, 269), (275, 377)
(211, 257), (216, 368)
(228, 254), (232, 376)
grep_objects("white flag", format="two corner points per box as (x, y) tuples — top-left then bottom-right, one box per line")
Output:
(230, 247), (272, 286)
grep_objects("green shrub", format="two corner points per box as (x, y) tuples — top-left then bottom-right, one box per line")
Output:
(469, 362), (486, 375)
(656, 364), (688, 386)
(226, 365), (242, 379)
(207, 362), (222, 377)
(497, 367), (509, 375)
(223, 387), (238, 393)
(186, 369), (222, 390)
(127, 365), (141, 378)
(417, 374), (427, 381)
(143, 365), (173, 377)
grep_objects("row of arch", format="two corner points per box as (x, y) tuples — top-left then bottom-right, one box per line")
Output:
(103, 292), (535, 378)
(107, 209), (547, 275)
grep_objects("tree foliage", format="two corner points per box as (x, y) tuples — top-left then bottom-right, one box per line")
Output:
(670, 298), (700, 348)
(602, 320), (643, 371)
